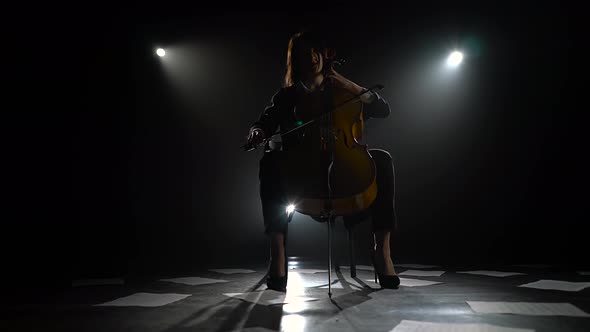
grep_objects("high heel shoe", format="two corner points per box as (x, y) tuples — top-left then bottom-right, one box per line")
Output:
(266, 257), (288, 292)
(266, 273), (287, 292)
(370, 250), (400, 289)
(267, 231), (288, 292)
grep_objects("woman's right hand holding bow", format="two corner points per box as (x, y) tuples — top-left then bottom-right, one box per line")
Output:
(245, 127), (266, 150)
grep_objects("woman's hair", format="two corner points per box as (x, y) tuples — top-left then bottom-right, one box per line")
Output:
(283, 30), (328, 87)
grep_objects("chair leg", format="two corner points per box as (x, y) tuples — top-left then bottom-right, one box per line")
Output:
(348, 226), (356, 278)
(327, 215), (333, 298)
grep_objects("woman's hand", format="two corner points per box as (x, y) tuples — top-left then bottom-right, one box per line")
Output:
(324, 68), (364, 95)
(324, 68), (376, 103)
(246, 127), (266, 148)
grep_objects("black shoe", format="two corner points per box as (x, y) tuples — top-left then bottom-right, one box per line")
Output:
(370, 250), (400, 289)
(266, 274), (287, 292)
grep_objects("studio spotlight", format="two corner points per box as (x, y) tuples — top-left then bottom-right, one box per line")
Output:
(156, 48), (166, 57)
(446, 51), (463, 67)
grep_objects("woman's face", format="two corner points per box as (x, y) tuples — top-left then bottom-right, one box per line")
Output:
(298, 47), (323, 76)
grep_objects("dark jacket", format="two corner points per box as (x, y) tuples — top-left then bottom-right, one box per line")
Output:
(251, 83), (391, 151)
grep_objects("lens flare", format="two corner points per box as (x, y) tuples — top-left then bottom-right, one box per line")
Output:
(286, 204), (295, 214)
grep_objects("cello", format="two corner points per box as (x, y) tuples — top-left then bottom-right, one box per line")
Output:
(279, 49), (379, 219)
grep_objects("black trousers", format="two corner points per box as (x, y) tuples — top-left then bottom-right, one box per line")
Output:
(259, 149), (397, 235)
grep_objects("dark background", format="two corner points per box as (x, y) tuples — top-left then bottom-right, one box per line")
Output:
(5, 1), (586, 287)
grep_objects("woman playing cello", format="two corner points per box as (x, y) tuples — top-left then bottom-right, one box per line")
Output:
(245, 30), (399, 292)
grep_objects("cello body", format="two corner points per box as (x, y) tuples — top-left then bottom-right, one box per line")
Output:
(281, 85), (378, 217)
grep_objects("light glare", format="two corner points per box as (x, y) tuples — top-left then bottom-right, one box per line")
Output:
(447, 51), (463, 67)
(286, 204), (295, 214)
(156, 48), (166, 57)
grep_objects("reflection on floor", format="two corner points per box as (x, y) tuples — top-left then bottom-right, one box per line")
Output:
(5, 258), (590, 332)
